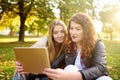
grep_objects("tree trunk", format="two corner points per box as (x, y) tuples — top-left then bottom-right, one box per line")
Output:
(37, 30), (39, 37)
(110, 32), (113, 40)
(9, 30), (14, 36)
(18, 15), (26, 42)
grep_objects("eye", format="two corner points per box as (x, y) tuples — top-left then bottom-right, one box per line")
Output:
(70, 26), (73, 30)
(61, 30), (64, 33)
(76, 25), (82, 31)
(53, 31), (58, 34)
(76, 28), (81, 30)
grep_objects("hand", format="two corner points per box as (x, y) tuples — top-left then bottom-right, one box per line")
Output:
(43, 68), (68, 80)
(15, 61), (24, 72)
(43, 68), (83, 80)
(15, 61), (28, 74)
(14, 61), (28, 80)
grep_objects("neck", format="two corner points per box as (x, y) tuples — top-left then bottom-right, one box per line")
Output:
(76, 42), (81, 51)
(54, 42), (62, 47)
(54, 42), (62, 53)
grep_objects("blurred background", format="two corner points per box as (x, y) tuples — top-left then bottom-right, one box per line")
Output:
(0, 0), (120, 80)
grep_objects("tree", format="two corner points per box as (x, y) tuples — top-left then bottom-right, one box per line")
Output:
(0, 0), (55, 41)
(32, 0), (55, 36)
(0, 15), (19, 36)
(25, 0), (55, 36)
(0, 0), (35, 42)
(99, 3), (120, 40)
(56, 0), (95, 24)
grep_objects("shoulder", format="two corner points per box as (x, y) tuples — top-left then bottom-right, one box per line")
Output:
(95, 39), (105, 49)
(94, 39), (106, 56)
(40, 36), (48, 41)
(31, 36), (48, 47)
(37, 36), (48, 43)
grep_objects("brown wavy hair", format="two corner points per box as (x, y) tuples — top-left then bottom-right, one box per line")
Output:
(68, 12), (96, 58)
(47, 19), (67, 63)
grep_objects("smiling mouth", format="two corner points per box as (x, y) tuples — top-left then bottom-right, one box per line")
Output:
(57, 38), (64, 41)
(72, 36), (77, 39)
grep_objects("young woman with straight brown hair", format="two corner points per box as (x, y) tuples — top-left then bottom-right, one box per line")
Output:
(13, 19), (67, 80)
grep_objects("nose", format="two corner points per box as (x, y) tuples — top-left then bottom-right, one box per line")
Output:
(58, 32), (63, 37)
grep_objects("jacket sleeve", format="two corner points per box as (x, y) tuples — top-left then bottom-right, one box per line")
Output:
(51, 53), (65, 69)
(30, 36), (47, 48)
(80, 40), (108, 80)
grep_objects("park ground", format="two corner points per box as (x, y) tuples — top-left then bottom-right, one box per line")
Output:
(0, 36), (120, 80)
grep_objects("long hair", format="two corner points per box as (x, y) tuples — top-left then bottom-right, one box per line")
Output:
(47, 19), (67, 63)
(68, 12), (96, 58)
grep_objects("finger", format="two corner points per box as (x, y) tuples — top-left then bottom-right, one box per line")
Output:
(15, 61), (21, 66)
(44, 68), (58, 74)
(43, 71), (57, 80)
(18, 72), (20, 80)
(16, 65), (23, 68)
(43, 68), (59, 80)
(17, 72), (26, 80)
(20, 72), (28, 74)
(16, 66), (24, 72)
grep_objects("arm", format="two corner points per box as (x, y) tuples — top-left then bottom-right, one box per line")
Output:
(43, 52), (83, 80)
(31, 36), (48, 48)
(43, 68), (83, 80)
(51, 53), (65, 69)
(81, 40), (108, 80)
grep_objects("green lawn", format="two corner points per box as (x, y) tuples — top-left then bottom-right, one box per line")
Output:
(0, 42), (36, 80)
(0, 36), (120, 80)
(104, 40), (120, 80)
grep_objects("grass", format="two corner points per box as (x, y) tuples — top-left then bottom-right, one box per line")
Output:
(0, 35), (40, 42)
(0, 42), (35, 80)
(0, 36), (120, 80)
(0, 36), (38, 80)
(104, 40), (120, 79)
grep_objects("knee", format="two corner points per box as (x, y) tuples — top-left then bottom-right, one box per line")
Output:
(96, 76), (112, 80)
(64, 65), (79, 72)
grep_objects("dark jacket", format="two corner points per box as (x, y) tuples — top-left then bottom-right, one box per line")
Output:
(52, 39), (109, 80)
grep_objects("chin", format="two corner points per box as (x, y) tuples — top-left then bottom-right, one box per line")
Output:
(58, 41), (63, 43)
(72, 38), (77, 41)
(72, 40), (77, 42)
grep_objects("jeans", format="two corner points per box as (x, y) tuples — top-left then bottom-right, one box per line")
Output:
(40, 76), (49, 80)
(13, 71), (49, 80)
(13, 72), (25, 80)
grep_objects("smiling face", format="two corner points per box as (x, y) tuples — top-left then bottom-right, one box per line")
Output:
(53, 25), (65, 43)
(69, 21), (83, 43)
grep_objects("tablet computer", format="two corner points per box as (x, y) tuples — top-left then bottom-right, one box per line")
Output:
(13, 47), (50, 74)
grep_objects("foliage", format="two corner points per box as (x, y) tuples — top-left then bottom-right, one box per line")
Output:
(0, 0), (36, 41)
(1, 0), (120, 41)
(0, 41), (35, 80)
(99, 2), (120, 40)
(26, 0), (55, 36)
(53, 0), (101, 25)
(0, 15), (20, 36)
(57, 0), (94, 24)
(0, 61), (15, 80)
(0, 0), (55, 41)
